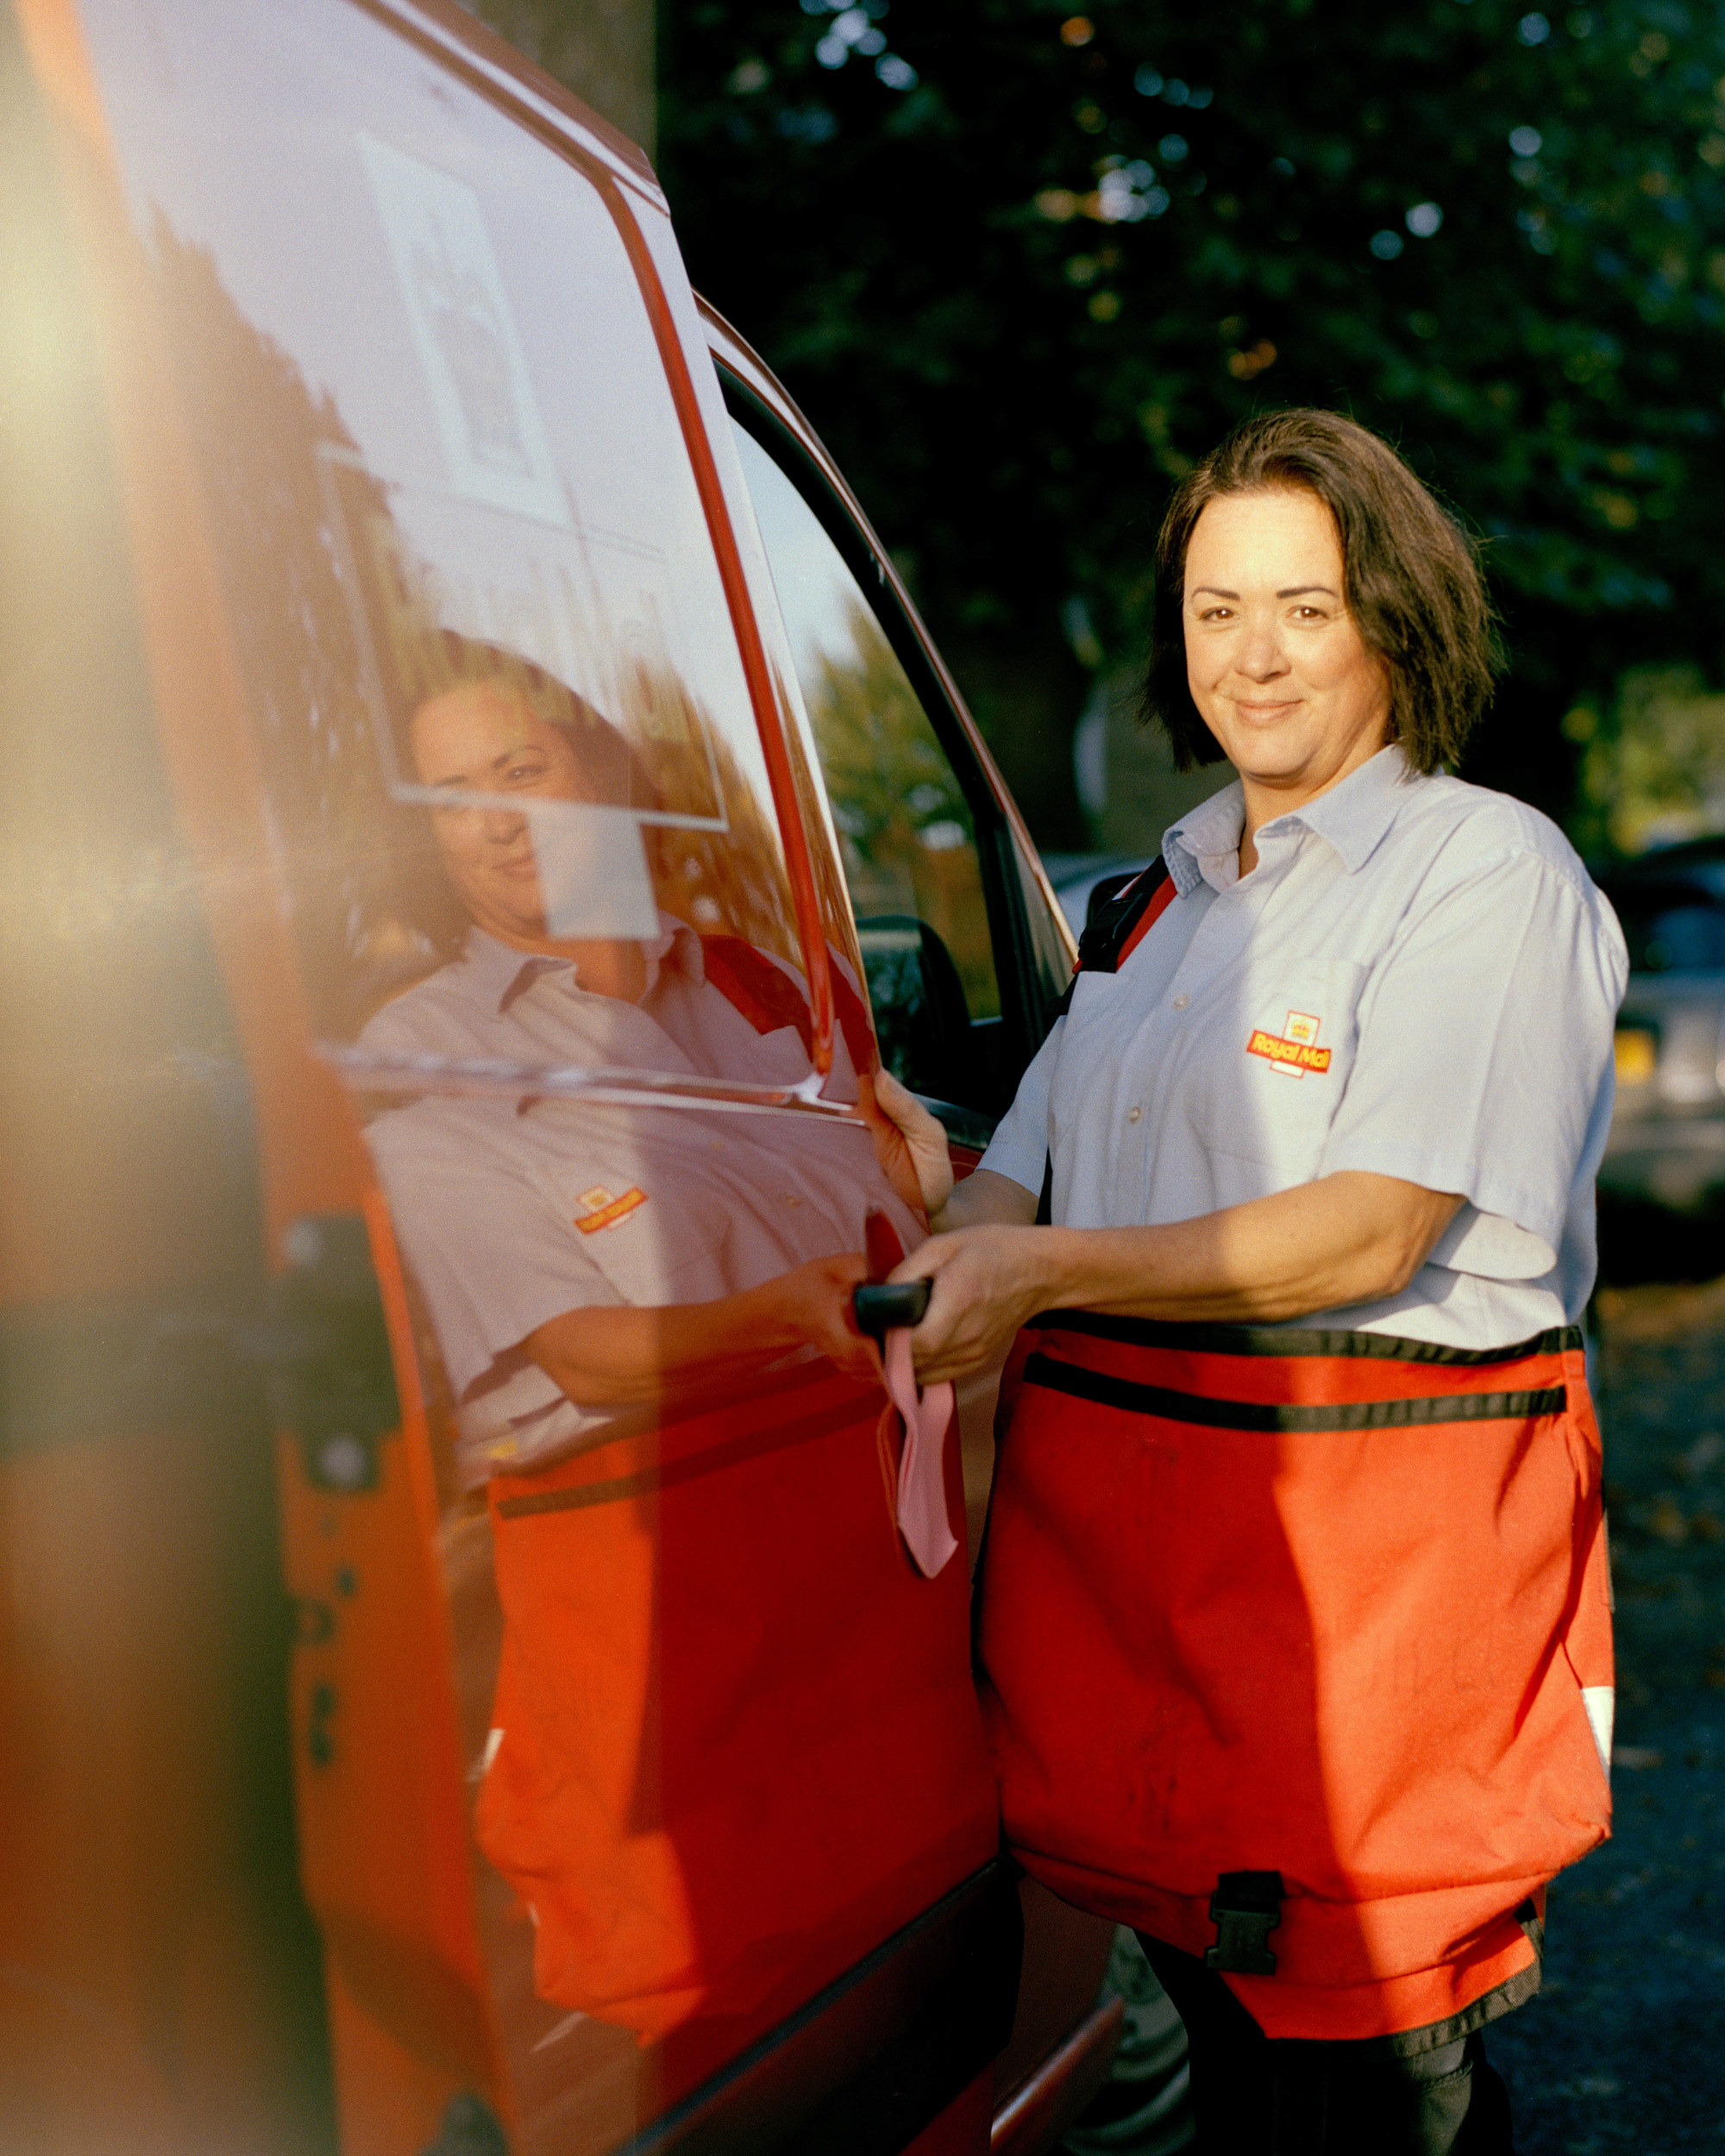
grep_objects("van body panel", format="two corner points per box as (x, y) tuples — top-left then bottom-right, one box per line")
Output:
(1, 11), (337, 2151)
(0, 4), (1113, 2150)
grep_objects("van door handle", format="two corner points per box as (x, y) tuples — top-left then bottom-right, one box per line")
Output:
(853, 1279), (932, 1339)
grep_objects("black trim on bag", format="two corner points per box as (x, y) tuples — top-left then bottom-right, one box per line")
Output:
(1030, 1311), (1582, 1367)
(1022, 1352), (1567, 1432)
(1076, 857), (1173, 975)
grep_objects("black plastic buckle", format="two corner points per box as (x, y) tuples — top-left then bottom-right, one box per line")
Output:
(1204, 1870), (1283, 1975)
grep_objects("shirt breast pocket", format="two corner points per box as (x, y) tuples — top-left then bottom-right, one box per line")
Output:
(1192, 958), (1366, 1182)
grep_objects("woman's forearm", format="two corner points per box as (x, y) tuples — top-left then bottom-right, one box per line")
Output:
(526, 1294), (797, 1407)
(1036, 1172), (1463, 1322)
(932, 1166), (1039, 1232)
(893, 1172), (1464, 1382)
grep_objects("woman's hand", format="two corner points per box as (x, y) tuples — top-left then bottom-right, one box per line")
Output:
(856, 1067), (954, 1222)
(886, 1224), (1057, 1384)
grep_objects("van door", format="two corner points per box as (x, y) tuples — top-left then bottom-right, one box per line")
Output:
(23, 1), (1015, 2149)
(703, 329), (1129, 2140)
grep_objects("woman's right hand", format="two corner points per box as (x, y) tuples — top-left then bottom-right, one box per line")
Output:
(887, 1222), (1059, 1385)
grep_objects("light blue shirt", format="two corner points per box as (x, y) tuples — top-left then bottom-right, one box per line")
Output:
(982, 746), (1628, 1347)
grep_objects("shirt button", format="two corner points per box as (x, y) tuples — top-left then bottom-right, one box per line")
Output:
(1127, 1106), (1142, 1124)
(784, 1194), (801, 1206)
(1171, 993), (1189, 1011)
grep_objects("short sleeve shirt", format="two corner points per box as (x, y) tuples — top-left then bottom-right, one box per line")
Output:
(981, 746), (1628, 1349)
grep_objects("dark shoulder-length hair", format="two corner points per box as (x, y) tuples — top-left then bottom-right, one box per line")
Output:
(1142, 409), (1499, 774)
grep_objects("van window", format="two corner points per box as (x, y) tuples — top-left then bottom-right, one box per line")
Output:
(729, 425), (1007, 1118)
(78, 0), (822, 1089)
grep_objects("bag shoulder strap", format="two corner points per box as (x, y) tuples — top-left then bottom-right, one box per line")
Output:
(1049, 856), (1175, 1019)
(700, 934), (875, 1076)
(1038, 856), (1176, 1224)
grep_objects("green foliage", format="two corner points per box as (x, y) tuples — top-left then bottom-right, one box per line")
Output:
(806, 599), (969, 865)
(655, 0), (1725, 842)
(1569, 664), (1725, 855)
(806, 597), (1000, 1012)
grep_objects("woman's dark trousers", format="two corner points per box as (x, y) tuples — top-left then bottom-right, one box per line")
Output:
(1134, 1935), (1516, 2155)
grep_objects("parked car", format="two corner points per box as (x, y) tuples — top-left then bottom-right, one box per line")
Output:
(0, 4), (1139, 2153)
(1599, 838), (1725, 1213)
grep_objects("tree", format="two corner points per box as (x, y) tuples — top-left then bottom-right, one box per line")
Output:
(652, 0), (1725, 849)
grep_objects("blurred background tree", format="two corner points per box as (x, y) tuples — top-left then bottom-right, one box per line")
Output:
(1570, 662), (1725, 850)
(475, 0), (1725, 856)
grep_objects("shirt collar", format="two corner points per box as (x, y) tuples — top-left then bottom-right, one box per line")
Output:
(1280, 743), (1418, 872)
(462, 912), (700, 1017)
(1163, 743), (1418, 893)
(1163, 780), (1245, 895)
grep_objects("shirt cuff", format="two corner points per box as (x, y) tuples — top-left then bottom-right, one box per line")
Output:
(455, 1357), (611, 1486)
(1427, 1206), (1557, 1285)
(977, 1125), (1044, 1197)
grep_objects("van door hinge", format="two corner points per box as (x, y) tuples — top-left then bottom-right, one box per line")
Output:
(245, 1214), (400, 1492)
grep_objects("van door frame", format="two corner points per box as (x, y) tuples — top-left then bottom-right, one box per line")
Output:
(701, 310), (1077, 1132)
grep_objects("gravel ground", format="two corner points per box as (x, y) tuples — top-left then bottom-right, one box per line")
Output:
(1486, 1269), (1725, 2153)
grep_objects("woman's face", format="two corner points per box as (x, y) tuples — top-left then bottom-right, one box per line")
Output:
(1182, 486), (1392, 800)
(411, 679), (593, 946)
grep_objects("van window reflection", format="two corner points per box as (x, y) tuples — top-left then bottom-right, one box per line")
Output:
(359, 647), (920, 1484)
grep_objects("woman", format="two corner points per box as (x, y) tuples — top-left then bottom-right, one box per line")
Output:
(878, 411), (1625, 2152)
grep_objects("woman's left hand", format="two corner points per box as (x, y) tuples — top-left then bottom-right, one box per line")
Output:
(886, 1223), (1056, 1383)
(856, 1066), (954, 1222)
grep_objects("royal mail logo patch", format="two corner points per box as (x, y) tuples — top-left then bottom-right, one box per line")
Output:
(574, 1185), (649, 1234)
(1247, 1011), (1332, 1078)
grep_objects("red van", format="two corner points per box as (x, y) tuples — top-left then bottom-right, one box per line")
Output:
(0, 3), (1134, 2149)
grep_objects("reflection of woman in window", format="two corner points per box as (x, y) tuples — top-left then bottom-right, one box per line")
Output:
(360, 647), (950, 2049)
(359, 641), (919, 1483)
